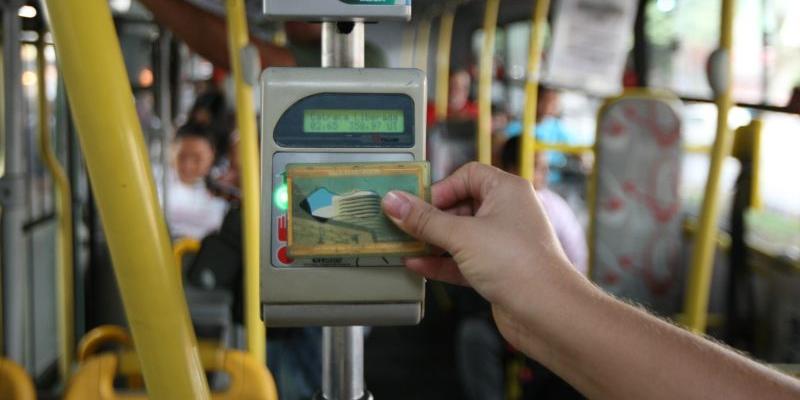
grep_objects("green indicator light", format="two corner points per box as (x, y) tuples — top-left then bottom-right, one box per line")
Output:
(274, 183), (289, 211)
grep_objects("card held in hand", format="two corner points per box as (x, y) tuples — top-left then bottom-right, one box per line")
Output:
(286, 161), (430, 258)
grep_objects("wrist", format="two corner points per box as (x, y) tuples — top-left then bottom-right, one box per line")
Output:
(504, 257), (603, 355)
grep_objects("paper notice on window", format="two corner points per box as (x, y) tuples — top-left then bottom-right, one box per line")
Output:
(543, 0), (638, 96)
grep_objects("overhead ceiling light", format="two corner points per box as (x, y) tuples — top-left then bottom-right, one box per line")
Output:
(18, 5), (37, 19)
(109, 0), (132, 13)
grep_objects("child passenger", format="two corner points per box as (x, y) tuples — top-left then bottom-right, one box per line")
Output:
(163, 123), (228, 239)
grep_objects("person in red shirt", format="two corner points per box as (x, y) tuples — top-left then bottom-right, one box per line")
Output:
(427, 69), (479, 127)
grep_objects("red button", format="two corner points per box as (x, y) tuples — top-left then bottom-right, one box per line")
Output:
(278, 215), (288, 242)
(277, 246), (293, 265)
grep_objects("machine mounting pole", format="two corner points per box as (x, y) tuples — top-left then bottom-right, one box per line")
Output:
(317, 20), (372, 400)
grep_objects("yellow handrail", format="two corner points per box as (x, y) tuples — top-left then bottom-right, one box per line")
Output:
(682, 0), (737, 334)
(749, 119), (763, 210)
(414, 17), (433, 73)
(225, 0), (266, 364)
(76, 325), (132, 363)
(435, 7), (455, 123)
(477, 0), (501, 165)
(36, 37), (74, 382)
(519, 0), (551, 180)
(173, 238), (202, 283)
(535, 142), (591, 155)
(42, 0), (210, 398)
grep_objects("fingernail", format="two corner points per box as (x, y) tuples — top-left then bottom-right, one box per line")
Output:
(383, 191), (412, 220)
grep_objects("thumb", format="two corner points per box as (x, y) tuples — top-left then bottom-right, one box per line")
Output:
(382, 190), (459, 250)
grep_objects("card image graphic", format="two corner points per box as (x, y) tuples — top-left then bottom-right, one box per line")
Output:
(287, 162), (429, 258)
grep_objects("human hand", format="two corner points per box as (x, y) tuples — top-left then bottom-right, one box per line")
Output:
(381, 162), (584, 315)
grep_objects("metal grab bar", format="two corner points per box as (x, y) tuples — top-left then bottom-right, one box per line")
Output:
(225, 0), (266, 364)
(36, 36), (75, 382)
(518, 0), (551, 180)
(434, 7), (455, 123)
(477, 0), (501, 165)
(42, 0), (210, 397)
(682, 0), (737, 334)
(173, 238), (202, 283)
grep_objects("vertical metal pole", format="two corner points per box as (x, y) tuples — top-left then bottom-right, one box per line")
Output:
(156, 30), (172, 210)
(519, 0), (550, 180)
(319, 20), (370, 400)
(683, 0), (736, 334)
(43, 0), (210, 397)
(1, 2), (32, 368)
(36, 34), (75, 382)
(225, 0), (267, 364)
(476, 0), (500, 165)
(322, 22), (364, 68)
(434, 7), (455, 123)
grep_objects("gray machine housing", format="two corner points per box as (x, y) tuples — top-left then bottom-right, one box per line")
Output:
(263, 0), (411, 22)
(260, 67), (426, 326)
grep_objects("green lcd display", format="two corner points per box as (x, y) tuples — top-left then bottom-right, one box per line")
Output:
(303, 109), (404, 134)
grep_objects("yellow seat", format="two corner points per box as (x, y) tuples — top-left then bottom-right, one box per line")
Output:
(65, 342), (278, 400)
(0, 358), (36, 400)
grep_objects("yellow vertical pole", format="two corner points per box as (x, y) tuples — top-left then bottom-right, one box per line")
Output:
(477, 0), (500, 165)
(414, 17), (433, 74)
(42, 1), (210, 398)
(519, 0), (550, 179)
(36, 38), (74, 382)
(435, 7), (455, 123)
(749, 118), (763, 210)
(225, 0), (266, 364)
(683, 0), (736, 334)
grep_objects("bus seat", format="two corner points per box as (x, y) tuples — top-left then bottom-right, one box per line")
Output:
(0, 358), (36, 400)
(590, 90), (685, 314)
(64, 343), (278, 400)
(174, 239), (235, 344)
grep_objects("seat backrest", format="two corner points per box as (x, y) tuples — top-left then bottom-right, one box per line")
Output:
(0, 357), (36, 400)
(589, 90), (685, 314)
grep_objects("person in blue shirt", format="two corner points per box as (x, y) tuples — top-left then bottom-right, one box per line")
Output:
(506, 85), (576, 183)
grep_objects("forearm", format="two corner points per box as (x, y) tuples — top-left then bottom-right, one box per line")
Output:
(514, 277), (800, 399)
(138, 0), (295, 70)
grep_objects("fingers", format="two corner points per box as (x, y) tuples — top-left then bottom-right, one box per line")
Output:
(431, 162), (503, 210)
(382, 190), (462, 250)
(404, 256), (468, 286)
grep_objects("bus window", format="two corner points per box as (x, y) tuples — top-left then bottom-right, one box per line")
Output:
(646, 0), (800, 105)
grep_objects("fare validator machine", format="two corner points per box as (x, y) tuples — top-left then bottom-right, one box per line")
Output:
(260, 1), (426, 328)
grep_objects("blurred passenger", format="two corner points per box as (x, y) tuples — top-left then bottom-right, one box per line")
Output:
(186, 135), (321, 400)
(507, 85), (579, 183)
(501, 137), (587, 273)
(138, 0), (385, 69)
(187, 89), (235, 165)
(455, 138), (588, 400)
(206, 134), (241, 202)
(164, 123), (227, 240)
(491, 103), (510, 168)
(427, 69), (479, 127)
